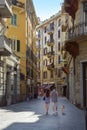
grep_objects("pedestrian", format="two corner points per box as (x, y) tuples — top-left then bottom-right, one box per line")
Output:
(43, 89), (50, 115)
(50, 86), (58, 115)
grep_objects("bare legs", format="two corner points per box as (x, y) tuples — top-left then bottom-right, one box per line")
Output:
(52, 102), (58, 115)
(45, 103), (49, 115)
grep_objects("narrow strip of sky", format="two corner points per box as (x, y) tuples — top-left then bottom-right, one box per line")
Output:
(33, 0), (64, 21)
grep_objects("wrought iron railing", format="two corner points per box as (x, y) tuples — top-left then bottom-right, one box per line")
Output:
(68, 22), (87, 40)
(0, 35), (11, 47)
(6, 0), (12, 6)
(12, 0), (25, 9)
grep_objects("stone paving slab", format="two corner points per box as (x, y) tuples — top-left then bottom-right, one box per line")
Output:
(0, 97), (86, 130)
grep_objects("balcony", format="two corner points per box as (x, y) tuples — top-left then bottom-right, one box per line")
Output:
(47, 63), (54, 71)
(12, 0), (25, 9)
(62, 25), (67, 32)
(0, 35), (12, 56)
(36, 45), (40, 51)
(81, 0), (86, 1)
(47, 27), (54, 35)
(62, 66), (69, 75)
(61, 45), (67, 59)
(46, 51), (55, 58)
(36, 34), (41, 40)
(0, 0), (13, 18)
(67, 22), (87, 41)
(47, 39), (54, 46)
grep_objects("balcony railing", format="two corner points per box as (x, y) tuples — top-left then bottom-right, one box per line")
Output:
(47, 63), (54, 70)
(46, 51), (55, 58)
(0, 0), (13, 18)
(12, 0), (25, 9)
(0, 35), (12, 56)
(36, 34), (41, 41)
(67, 22), (87, 40)
(47, 27), (54, 35)
(47, 39), (54, 46)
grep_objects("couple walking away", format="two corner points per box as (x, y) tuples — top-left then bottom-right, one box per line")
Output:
(44, 86), (58, 115)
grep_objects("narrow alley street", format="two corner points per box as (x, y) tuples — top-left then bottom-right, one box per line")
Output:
(0, 97), (86, 130)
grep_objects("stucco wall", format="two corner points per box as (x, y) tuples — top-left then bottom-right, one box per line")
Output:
(75, 40), (87, 105)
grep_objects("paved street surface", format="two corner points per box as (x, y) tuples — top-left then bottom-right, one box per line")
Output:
(0, 97), (86, 130)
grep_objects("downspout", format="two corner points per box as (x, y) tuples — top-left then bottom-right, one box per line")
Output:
(72, 19), (76, 104)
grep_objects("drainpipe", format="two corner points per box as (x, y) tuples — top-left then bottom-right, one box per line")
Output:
(73, 56), (76, 104)
(67, 56), (72, 99)
(72, 19), (76, 104)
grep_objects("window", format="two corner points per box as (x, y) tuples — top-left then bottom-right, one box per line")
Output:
(83, 3), (87, 23)
(43, 71), (47, 79)
(44, 26), (46, 33)
(31, 69), (33, 78)
(57, 69), (61, 77)
(17, 40), (20, 52)
(45, 36), (47, 44)
(50, 22), (54, 30)
(38, 30), (40, 38)
(11, 39), (20, 52)
(38, 40), (40, 48)
(58, 19), (61, 26)
(58, 30), (61, 38)
(49, 58), (52, 63)
(58, 55), (60, 64)
(51, 46), (53, 52)
(83, 2), (87, 12)
(38, 73), (40, 79)
(38, 51), (40, 59)
(44, 59), (47, 66)
(43, 48), (47, 55)
(50, 71), (53, 78)
(11, 14), (17, 26)
(85, 12), (87, 23)
(58, 42), (60, 51)
(50, 33), (53, 42)
(11, 39), (17, 50)
(43, 59), (47, 66)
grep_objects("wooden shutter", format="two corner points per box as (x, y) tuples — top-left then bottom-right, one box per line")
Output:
(17, 40), (20, 52)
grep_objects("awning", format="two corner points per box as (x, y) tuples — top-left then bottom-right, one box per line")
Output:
(41, 84), (48, 88)
(45, 84), (54, 89)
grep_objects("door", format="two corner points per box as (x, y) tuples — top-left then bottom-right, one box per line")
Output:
(83, 62), (87, 108)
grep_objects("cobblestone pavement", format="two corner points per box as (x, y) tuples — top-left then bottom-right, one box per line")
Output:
(0, 97), (86, 130)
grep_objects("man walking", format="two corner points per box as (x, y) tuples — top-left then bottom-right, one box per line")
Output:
(50, 86), (58, 115)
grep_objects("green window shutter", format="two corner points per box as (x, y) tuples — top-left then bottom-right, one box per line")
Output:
(17, 40), (20, 52)
(14, 14), (17, 25)
(11, 15), (13, 25)
(83, 2), (87, 12)
(11, 14), (17, 25)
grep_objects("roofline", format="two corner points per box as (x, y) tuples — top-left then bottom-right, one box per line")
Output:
(36, 10), (67, 29)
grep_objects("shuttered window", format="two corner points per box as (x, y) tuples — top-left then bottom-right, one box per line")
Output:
(17, 40), (20, 52)
(11, 14), (17, 26)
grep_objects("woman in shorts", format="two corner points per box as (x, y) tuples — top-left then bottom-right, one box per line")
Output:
(44, 89), (50, 115)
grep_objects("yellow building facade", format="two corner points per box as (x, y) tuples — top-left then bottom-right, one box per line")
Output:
(6, 0), (38, 100)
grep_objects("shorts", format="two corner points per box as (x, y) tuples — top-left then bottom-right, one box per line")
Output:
(45, 97), (50, 104)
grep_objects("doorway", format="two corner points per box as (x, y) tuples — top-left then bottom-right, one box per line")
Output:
(83, 62), (87, 108)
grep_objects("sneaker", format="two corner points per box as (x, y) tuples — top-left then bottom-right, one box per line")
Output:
(52, 112), (56, 116)
(56, 111), (58, 115)
(46, 112), (48, 115)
